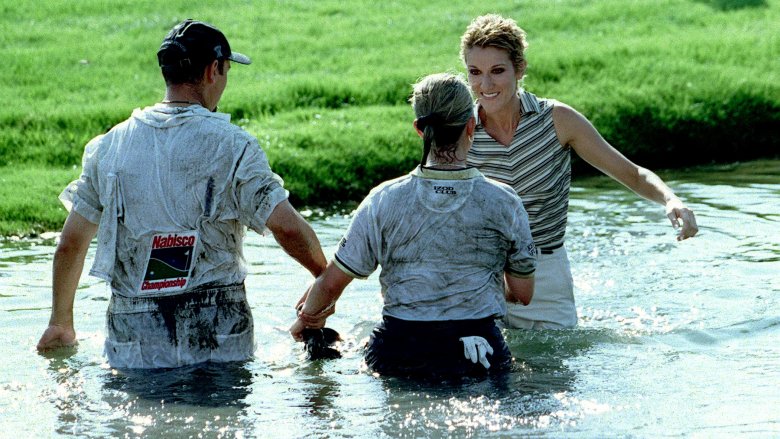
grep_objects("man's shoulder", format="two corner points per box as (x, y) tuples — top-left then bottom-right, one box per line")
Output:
(200, 114), (257, 145)
(84, 116), (134, 151)
(228, 123), (256, 144)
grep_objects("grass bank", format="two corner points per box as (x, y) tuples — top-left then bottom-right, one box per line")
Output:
(1, 0), (778, 235)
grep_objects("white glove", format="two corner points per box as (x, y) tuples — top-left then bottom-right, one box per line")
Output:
(459, 336), (494, 369)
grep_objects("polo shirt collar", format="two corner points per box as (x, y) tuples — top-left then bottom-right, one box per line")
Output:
(412, 165), (480, 180)
(475, 89), (539, 128)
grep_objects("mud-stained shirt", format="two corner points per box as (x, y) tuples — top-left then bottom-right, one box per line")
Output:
(60, 104), (288, 297)
(333, 166), (536, 321)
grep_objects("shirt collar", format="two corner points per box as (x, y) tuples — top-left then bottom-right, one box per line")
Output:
(518, 89), (540, 115)
(475, 89), (539, 128)
(148, 103), (231, 121)
(411, 165), (481, 180)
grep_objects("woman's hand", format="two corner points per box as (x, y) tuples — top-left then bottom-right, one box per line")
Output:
(666, 199), (699, 240)
(294, 281), (314, 310)
(296, 303), (336, 329)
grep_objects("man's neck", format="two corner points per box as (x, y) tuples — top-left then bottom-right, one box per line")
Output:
(163, 85), (206, 108)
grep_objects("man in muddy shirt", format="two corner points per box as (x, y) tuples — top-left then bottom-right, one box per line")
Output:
(36, 20), (327, 368)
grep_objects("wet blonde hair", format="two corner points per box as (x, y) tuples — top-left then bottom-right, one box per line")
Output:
(409, 73), (473, 166)
(460, 14), (528, 72)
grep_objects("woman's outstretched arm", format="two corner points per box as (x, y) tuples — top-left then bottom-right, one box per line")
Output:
(553, 102), (698, 240)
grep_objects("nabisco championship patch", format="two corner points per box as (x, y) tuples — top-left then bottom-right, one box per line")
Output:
(140, 231), (198, 293)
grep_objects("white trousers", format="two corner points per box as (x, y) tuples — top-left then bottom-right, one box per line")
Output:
(504, 246), (577, 329)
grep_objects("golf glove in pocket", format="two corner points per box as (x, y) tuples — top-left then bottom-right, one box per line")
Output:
(459, 336), (494, 369)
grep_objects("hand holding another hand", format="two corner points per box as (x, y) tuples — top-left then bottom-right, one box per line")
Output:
(290, 302), (336, 341)
(296, 302), (335, 328)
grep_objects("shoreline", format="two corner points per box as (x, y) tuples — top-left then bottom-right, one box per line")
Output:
(3, 158), (777, 240)
(3, 0), (777, 238)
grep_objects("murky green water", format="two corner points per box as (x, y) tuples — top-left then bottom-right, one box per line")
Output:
(2, 161), (779, 437)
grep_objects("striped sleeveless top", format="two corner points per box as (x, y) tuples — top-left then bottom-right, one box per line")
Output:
(466, 90), (571, 249)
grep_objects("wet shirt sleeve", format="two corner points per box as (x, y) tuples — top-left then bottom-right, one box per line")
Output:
(59, 136), (103, 225)
(333, 196), (379, 279)
(505, 198), (537, 278)
(233, 137), (289, 234)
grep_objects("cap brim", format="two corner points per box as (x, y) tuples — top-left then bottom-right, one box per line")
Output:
(228, 52), (251, 65)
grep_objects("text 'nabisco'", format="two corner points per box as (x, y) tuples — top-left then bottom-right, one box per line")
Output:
(152, 233), (196, 249)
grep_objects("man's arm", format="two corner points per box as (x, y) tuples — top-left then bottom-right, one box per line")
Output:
(37, 211), (98, 351)
(266, 200), (327, 278)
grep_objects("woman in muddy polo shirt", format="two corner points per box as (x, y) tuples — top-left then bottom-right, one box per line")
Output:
(290, 73), (536, 379)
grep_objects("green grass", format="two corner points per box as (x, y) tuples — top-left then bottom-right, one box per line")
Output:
(1, 0), (778, 235)
(0, 166), (79, 236)
(245, 105), (419, 204)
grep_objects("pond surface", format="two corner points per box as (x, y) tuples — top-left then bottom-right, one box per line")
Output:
(1, 161), (779, 438)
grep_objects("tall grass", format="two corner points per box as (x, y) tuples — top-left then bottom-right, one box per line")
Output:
(1, 0), (778, 234)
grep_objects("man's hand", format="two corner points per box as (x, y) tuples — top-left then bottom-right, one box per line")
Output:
(289, 318), (307, 342)
(460, 336), (494, 369)
(290, 302), (335, 341)
(37, 324), (77, 352)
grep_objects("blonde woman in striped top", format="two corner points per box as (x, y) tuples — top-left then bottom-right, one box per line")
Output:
(460, 14), (698, 330)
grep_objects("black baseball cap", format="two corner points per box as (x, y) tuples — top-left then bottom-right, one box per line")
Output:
(157, 19), (251, 67)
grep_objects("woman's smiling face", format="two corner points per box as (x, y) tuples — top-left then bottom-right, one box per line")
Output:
(465, 46), (525, 114)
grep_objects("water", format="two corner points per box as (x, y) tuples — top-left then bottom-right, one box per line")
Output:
(2, 161), (779, 438)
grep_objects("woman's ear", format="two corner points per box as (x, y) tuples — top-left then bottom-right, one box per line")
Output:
(466, 116), (476, 138)
(413, 119), (424, 138)
(515, 60), (527, 81)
